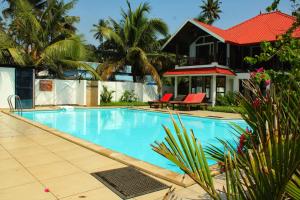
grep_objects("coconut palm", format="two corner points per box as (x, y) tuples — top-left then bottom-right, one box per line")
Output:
(197, 0), (222, 24)
(153, 73), (300, 199)
(2, 0), (47, 18)
(92, 0), (168, 90)
(1, 0), (99, 79)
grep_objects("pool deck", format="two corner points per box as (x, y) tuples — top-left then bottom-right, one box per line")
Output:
(0, 108), (228, 200)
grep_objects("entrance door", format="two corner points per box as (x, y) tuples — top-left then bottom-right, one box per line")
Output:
(15, 68), (34, 109)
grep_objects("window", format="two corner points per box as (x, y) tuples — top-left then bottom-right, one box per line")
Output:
(216, 76), (226, 96)
(191, 76), (211, 99)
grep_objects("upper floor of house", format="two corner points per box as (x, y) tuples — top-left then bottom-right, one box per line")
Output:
(162, 11), (300, 71)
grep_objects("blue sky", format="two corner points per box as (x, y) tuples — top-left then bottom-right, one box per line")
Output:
(0, 0), (293, 45)
(70, 0), (293, 45)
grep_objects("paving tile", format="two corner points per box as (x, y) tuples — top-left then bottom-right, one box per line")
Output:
(0, 137), (37, 150)
(0, 182), (56, 200)
(54, 147), (98, 161)
(17, 152), (63, 167)
(0, 149), (12, 160)
(60, 187), (121, 200)
(45, 141), (79, 153)
(28, 134), (67, 146)
(0, 158), (22, 171)
(69, 155), (124, 173)
(9, 145), (51, 159)
(134, 188), (170, 200)
(28, 161), (81, 180)
(41, 172), (103, 198)
(0, 168), (36, 189)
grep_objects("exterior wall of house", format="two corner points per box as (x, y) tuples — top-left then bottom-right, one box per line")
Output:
(0, 67), (15, 108)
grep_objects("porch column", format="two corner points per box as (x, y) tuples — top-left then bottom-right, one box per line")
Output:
(211, 75), (217, 107)
(174, 76), (178, 98)
(188, 76), (192, 93)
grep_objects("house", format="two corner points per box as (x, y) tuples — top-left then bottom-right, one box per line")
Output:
(162, 11), (300, 106)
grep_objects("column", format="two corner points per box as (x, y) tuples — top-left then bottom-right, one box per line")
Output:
(226, 44), (230, 66)
(188, 76), (192, 93)
(174, 76), (178, 98)
(211, 75), (217, 107)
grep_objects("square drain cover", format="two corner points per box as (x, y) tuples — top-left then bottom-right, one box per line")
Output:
(91, 167), (169, 199)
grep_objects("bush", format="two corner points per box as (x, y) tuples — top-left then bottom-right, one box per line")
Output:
(216, 91), (239, 106)
(100, 85), (115, 103)
(100, 102), (148, 107)
(119, 90), (138, 102)
(206, 106), (244, 114)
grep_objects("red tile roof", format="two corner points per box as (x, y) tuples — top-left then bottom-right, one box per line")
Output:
(192, 11), (300, 45)
(164, 67), (236, 76)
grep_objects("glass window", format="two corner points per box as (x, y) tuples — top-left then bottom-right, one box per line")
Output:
(191, 76), (211, 99)
(216, 76), (226, 96)
(178, 77), (189, 95)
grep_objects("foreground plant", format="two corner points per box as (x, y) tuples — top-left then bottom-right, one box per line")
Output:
(153, 74), (300, 199)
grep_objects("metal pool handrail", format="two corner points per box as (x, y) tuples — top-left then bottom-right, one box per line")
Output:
(7, 95), (23, 116)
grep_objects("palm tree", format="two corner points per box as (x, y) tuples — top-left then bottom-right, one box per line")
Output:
(2, 0), (47, 18)
(0, 0), (99, 79)
(197, 0), (222, 24)
(92, 0), (168, 90)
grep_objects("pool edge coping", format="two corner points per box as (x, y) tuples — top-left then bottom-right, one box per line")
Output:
(2, 110), (222, 188)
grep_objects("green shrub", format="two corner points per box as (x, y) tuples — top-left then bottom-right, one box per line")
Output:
(206, 106), (244, 114)
(120, 90), (138, 102)
(216, 91), (239, 106)
(100, 102), (148, 107)
(100, 85), (115, 103)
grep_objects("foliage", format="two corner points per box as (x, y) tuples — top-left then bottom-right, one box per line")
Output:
(206, 106), (244, 114)
(99, 101), (148, 107)
(0, 0), (99, 79)
(197, 0), (222, 24)
(120, 90), (138, 102)
(153, 72), (300, 199)
(92, 0), (169, 91)
(100, 85), (115, 103)
(216, 92), (239, 106)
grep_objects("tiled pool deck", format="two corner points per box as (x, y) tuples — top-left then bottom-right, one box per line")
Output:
(0, 108), (229, 200)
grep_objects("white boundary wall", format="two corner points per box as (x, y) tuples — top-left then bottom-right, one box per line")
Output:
(0, 67), (15, 108)
(35, 79), (157, 106)
(35, 79), (86, 106)
(98, 81), (158, 104)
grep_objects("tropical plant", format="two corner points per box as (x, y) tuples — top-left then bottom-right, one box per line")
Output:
(0, 0), (99, 79)
(2, 0), (47, 18)
(197, 0), (222, 24)
(153, 73), (300, 199)
(100, 85), (115, 103)
(120, 90), (138, 102)
(92, 0), (169, 90)
(216, 91), (239, 106)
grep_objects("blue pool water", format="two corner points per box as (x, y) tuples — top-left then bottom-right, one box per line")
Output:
(21, 108), (247, 173)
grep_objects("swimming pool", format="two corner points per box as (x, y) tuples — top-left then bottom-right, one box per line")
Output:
(20, 108), (247, 174)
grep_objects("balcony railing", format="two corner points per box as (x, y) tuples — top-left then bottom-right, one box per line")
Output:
(177, 55), (227, 67)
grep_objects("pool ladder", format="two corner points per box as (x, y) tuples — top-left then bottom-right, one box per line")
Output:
(7, 95), (23, 116)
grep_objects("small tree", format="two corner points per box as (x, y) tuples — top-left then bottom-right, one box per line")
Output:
(119, 90), (138, 102)
(100, 85), (114, 103)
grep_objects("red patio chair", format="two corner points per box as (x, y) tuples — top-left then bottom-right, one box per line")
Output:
(148, 93), (173, 108)
(169, 93), (207, 110)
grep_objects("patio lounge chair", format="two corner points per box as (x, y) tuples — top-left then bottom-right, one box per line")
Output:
(148, 93), (173, 108)
(169, 93), (207, 110)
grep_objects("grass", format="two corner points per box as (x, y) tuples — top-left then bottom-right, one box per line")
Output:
(206, 106), (244, 114)
(99, 102), (148, 107)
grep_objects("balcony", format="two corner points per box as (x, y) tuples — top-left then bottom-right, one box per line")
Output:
(177, 55), (227, 67)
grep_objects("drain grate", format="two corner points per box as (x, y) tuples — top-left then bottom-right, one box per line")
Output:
(91, 167), (169, 199)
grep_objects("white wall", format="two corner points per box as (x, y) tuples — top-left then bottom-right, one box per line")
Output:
(0, 67), (15, 108)
(35, 79), (87, 106)
(98, 81), (158, 103)
(233, 73), (251, 92)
